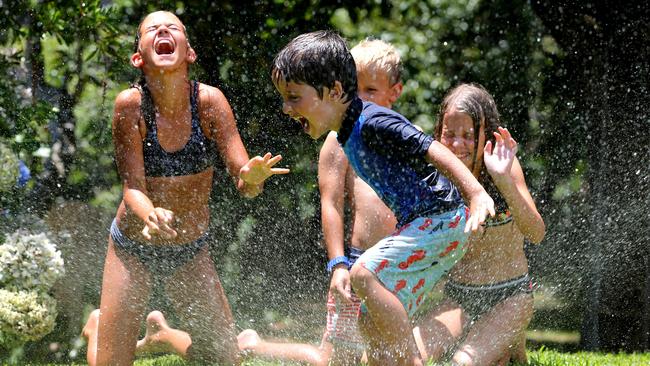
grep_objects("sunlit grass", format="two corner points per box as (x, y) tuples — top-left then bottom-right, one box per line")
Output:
(122, 349), (650, 366)
(18, 349), (650, 366)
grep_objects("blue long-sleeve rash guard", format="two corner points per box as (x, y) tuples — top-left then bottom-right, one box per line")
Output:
(337, 97), (463, 226)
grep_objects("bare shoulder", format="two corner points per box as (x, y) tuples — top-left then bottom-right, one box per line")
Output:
(319, 131), (348, 169)
(320, 132), (343, 157)
(197, 82), (230, 110)
(114, 88), (141, 110)
(113, 88), (142, 125)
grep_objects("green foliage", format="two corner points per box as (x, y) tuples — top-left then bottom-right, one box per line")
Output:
(0, 141), (19, 192)
(0, 290), (58, 351)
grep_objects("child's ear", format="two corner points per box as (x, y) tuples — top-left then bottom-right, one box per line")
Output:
(328, 81), (344, 100)
(186, 46), (197, 64)
(389, 81), (403, 104)
(130, 52), (144, 68)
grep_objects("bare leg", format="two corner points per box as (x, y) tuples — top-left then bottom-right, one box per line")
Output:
(136, 311), (192, 356)
(451, 294), (533, 366)
(350, 265), (422, 366)
(237, 329), (332, 366)
(83, 309), (192, 363)
(416, 298), (467, 362)
(165, 246), (240, 364)
(95, 238), (152, 366)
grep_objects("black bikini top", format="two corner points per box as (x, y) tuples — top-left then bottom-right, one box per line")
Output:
(140, 81), (215, 177)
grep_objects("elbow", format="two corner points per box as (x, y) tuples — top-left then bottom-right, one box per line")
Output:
(527, 221), (546, 244)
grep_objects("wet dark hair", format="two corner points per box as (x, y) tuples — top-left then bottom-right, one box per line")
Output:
(434, 83), (507, 212)
(272, 30), (357, 102)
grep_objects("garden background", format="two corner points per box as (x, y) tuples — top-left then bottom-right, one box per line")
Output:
(0, 0), (649, 363)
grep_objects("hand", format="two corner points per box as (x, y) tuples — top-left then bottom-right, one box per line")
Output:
(329, 267), (353, 304)
(464, 190), (495, 233)
(239, 152), (290, 186)
(484, 127), (518, 179)
(142, 207), (177, 240)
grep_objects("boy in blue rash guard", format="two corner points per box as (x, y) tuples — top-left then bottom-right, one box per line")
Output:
(272, 31), (495, 366)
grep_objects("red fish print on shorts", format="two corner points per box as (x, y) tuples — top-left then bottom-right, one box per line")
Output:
(439, 241), (459, 258)
(398, 249), (426, 269)
(375, 259), (389, 274)
(394, 279), (407, 293)
(418, 218), (433, 230)
(416, 293), (424, 306)
(411, 278), (425, 293)
(448, 215), (461, 228)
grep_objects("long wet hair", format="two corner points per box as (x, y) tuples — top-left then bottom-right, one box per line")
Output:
(434, 83), (508, 212)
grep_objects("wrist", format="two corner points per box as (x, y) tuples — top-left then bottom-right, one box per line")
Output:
(489, 172), (514, 188)
(327, 256), (350, 274)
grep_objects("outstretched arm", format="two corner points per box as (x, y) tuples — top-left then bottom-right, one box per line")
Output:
(426, 140), (495, 232)
(112, 89), (176, 240)
(318, 132), (352, 302)
(201, 85), (289, 198)
(483, 127), (545, 243)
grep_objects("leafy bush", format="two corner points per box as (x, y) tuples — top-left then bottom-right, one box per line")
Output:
(0, 230), (65, 292)
(0, 289), (58, 350)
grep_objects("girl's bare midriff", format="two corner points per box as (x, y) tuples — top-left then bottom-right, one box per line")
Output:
(116, 167), (214, 245)
(449, 221), (528, 284)
(348, 172), (397, 251)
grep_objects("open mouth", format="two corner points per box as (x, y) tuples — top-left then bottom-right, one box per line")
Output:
(154, 39), (175, 55)
(295, 116), (309, 132)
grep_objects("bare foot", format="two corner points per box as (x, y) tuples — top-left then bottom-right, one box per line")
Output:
(136, 311), (173, 354)
(82, 309), (100, 339)
(82, 309), (100, 366)
(237, 329), (262, 352)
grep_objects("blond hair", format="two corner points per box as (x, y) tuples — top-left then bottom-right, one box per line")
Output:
(351, 38), (402, 86)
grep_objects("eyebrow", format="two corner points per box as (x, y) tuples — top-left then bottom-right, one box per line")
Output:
(145, 23), (182, 30)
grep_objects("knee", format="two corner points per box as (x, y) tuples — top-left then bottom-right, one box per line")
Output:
(349, 264), (374, 294)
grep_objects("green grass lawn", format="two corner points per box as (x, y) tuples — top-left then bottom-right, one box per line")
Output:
(8, 348), (650, 365)
(109, 348), (650, 366)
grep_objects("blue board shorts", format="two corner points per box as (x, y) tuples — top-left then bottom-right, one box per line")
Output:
(355, 205), (469, 317)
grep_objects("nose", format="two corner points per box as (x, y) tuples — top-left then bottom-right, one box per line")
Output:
(157, 25), (170, 36)
(451, 137), (464, 148)
(282, 102), (292, 115)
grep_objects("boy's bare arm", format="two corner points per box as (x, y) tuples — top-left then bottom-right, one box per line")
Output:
(425, 140), (495, 232)
(318, 133), (352, 301)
